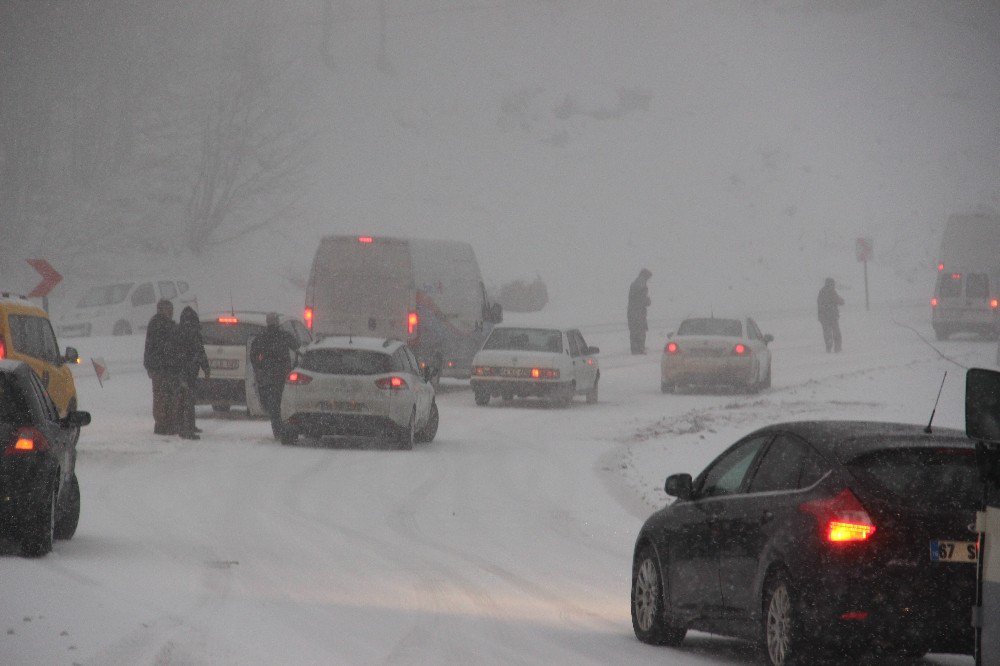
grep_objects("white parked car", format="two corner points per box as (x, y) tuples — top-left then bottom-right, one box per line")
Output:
(470, 326), (600, 407)
(196, 312), (311, 415)
(660, 315), (773, 393)
(279, 336), (438, 449)
(56, 277), (197, 337)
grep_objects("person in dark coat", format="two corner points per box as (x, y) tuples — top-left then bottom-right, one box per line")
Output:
(627, 268), (652, 354)
(143, 299), (181, 435)
(175, 306), (210, 440)
(817, 277), (845, 353)
(249, 313), (299, 439)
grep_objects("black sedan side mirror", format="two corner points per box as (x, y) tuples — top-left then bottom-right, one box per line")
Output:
(64, 347), (79, 364)
(763, 334), (774, 344)
(63, 410), (91, 428)
(665, 473), (693, 500)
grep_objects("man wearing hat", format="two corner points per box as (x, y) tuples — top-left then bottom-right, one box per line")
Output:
(628, 268), (652, 354)
(249, 313), (300, 439)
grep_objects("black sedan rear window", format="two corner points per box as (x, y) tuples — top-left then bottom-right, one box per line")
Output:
(848, 448), (979, 510)
(301, 349), (391, 376)
(202, 322), (266, 346)
(0, 374), (32, 424)
(677, 318), (742, 337)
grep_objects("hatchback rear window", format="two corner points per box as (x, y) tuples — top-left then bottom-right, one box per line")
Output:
(966, 273), (990, 299)
(936, 273), (963, 298)
(483, 328), (563, 353)
(0, 374), (32, 424)
(847, 447), (979, 511)
(301, 349), (391, 375)
(202, 322), (266, 346)
(677, 318), (742, 337)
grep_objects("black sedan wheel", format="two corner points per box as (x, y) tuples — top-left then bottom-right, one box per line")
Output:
(54, 473), (81, 540)
(21, 483), (56, 557)
(762, 572), (817, 666)
(631, 545), (686, 646)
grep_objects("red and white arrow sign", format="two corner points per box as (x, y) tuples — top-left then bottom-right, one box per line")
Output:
(26, 259), (62, 297)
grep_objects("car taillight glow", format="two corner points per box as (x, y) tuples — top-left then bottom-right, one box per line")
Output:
(733, 343), (747, 355)
(4, 427), (49, 455)
(217, 316), (239, 325)
(840, 611), (869, 621)
(952, 273), (962, 280)
(937, 262), (945, 271)
(931, 297), (938, 308)
(358, 236), (373, 243)
(304, 307), (314, 330)
(473, 366), (494, 376)
(992, 299), (999, 309)
(530, 367), (559, 379)
(286, 371), (312, 385)
(665, 341), (679, 354)
(376, 376), (407, 389)
(408, 312), (419, 335)
(0, 334), (5, 359)
(799, 489), (876, 544)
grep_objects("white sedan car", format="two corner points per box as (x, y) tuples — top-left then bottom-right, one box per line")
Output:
(279, 336), (438, 449)
(470, 326), (599, 407)
(660, 315), (773, 393)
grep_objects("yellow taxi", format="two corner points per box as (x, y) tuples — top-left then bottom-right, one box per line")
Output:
(0, 293), (79, 416)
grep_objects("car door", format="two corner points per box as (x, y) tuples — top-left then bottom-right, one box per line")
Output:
(664, 434), (771, 615)
(716, 433), (828, 615)
(403, 346), (433, 422)
(25, 370), (73, 490)
(745, 318), (770, 383)
(569, 329), (598, 391)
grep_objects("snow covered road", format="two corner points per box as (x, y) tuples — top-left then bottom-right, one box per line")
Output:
(0, 305), (985, 664)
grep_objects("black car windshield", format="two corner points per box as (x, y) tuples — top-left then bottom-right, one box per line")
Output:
(677, 318), (742, 337)
(847, 446), (979, 511)
(483, 328), (562, 353)
(201, 322), (267, 346)
(76, 283), (133, 307)
(301, 349), (391, 375)
(0, 374), (32, 424)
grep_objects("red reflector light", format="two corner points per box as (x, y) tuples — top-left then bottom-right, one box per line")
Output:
(376, 376), (407, 389)
(733, 343), (747, 355)
(840, 611), (869, 621)
(930, 297), (938, 308)
(665, 342), (679, 354)
(951, 273), (962, 280)
(358, 236), (374, 243)
(4, 427), (49, 455)
(408, 312), (418, 335)
(304, 307), (314, 330)
(286, 371), (312, 385)
(800, 489), (876, 544)
(217, 316), (239, 325)
(937, 262), (944, 271)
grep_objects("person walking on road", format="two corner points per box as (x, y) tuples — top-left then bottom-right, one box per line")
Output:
(249, 313), (299, 439)
(175, 306), (210, 440)
(817, 277), (845, 353)
(143, 299), (181, 435)
(628, 268), (652, 354)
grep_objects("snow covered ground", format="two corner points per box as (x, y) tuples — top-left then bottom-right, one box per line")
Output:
(0, 303), (987, 665)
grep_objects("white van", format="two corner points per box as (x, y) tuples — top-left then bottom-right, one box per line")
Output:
(304, 235), (502, 379)
(56, 278), (198, 337)
(931, 214), (1000, 340)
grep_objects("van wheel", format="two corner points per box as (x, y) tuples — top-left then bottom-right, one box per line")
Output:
(474, 388), (490, 406)
(415, 402), (439, 443)
(661, 381), (674, 394)
(54, 473), (81, 540)
(113, 320), (132, 336)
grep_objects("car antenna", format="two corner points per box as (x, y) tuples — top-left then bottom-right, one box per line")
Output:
(925, 371), (947, 433)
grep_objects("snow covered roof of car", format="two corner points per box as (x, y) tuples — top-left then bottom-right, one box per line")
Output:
(308, 335), (403, 353)
(751, 420), (970, 462)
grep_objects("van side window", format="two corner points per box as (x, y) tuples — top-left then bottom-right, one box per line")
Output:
(159, 281), (177, 300)
(132, 283), (155, 306)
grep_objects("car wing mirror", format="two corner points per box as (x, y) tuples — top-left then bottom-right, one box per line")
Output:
(664, 473), (693, 500)
(64, 347), (79, 364)
(763, 334), (774, 344)
(63, 410), (91, 428)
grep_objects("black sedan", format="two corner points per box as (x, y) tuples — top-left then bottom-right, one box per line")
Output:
(631, 420), (978, 665)
(0, 359), (90, 556)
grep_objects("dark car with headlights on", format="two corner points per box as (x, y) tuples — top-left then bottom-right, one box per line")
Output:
(0, 359), (90, 557)
(631, 421), (977, 665)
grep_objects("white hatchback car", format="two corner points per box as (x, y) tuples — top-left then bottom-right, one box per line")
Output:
(279, 336), (438, 449)
(660, 315), (773, 393)
(470, 326), (599, 407)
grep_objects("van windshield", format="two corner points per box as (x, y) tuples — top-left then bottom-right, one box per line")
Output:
(77, 283), (133, 307)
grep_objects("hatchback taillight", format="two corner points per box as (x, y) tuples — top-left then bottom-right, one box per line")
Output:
(799, 489), (876, 544)
(304, 307), (314, 330)
(286, 371), (312, 385)
(930, 297), (938, 308)
(3, 427), (50, 455)
(376, 376), (408, 390)
(665, 342), (679, 354)
(407, 312), (419, 335)
(733, 343), (747, 355)
(0, 334), (5, 359)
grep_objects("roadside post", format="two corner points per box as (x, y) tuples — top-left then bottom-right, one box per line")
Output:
(965, 368), (1000, 665)
(855, 237), (872, 311)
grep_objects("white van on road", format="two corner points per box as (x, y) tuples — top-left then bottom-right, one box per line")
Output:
(56, 278), (198, 337)
(305, 235), (502, 379)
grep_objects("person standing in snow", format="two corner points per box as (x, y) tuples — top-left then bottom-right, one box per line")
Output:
(817, 277), (845, 353)
(249, 313), (299, 439)
(143, 299), (181, 435)
(628, 268), (652, 354)
(175, 306), (210, 440)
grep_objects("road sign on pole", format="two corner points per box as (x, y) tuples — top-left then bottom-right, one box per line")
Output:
(26, 259), (63, 313)
(856, 238), (873, 311)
